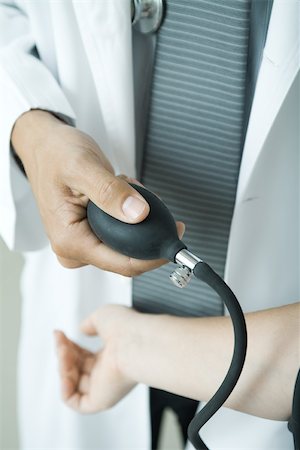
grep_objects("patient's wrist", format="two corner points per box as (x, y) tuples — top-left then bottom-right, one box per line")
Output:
(114, 309), (146, 383)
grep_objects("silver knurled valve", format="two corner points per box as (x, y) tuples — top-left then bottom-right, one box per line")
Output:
(169, 265), (192, 288)
(169, 249), (202, 289)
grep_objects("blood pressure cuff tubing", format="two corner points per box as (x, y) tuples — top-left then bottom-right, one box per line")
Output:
(288, 370), (300, 450)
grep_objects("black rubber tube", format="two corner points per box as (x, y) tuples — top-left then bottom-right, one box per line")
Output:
(188, 261), (248, 450)
(289, 370), (300, 450)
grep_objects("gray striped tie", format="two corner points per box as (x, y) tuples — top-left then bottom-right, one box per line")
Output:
(133, 0), (251, 317)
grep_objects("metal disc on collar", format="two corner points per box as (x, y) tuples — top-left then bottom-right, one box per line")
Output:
(131, 0), (164, 34)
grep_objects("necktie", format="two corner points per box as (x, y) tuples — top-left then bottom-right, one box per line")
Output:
(133, 0), (251, 317)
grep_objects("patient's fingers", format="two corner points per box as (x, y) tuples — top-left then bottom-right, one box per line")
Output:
(55, 331), (77, 370)
(61, 375), (76, 400)
(82, 355), (95, 374)
(80, 314), (98, 336)
(65, 392), (82, 411)
(78, 373), (91, 394)
(55, 331), (94, 360)
(64, 390), (95, 414)
(54, 331), (80, 398)
(54, 330), (68, 347)
(54, 330), (97, 403)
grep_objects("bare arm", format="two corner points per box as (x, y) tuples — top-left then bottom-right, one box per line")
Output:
(56, 302), (300, 420)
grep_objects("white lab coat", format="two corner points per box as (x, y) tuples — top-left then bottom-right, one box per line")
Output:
(0, 0), (298, 449)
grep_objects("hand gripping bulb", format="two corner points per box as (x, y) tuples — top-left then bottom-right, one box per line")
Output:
(87, 184), (247, 450)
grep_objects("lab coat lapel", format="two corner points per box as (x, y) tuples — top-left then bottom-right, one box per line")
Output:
(236, 0), (300, 203)
(73, 0), (136, 177)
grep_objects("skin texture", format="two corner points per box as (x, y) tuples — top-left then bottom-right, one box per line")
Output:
(11, 109), (184, 275)
(55, 302), (300, 420)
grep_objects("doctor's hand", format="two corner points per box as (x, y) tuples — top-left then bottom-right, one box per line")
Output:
(11, 110), (185, 275)
(54, 305), (137, 413)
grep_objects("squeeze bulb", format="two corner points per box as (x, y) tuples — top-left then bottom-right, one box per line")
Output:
(87, 184), (186, 262)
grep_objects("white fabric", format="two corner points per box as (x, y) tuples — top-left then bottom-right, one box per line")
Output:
(0, 1), (148, 448)
(0, 0), (298, 448)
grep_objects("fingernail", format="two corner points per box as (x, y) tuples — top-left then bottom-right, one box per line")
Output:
(122, 196), (147, 220)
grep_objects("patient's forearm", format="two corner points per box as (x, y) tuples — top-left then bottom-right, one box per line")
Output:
(119, 303), (299, 420)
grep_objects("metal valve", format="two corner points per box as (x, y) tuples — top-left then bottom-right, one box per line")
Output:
(169, 265), (192, 288)
(170, 249), (203, 288)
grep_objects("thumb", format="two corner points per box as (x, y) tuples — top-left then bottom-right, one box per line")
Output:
(80, 314), (99, 336)
(82, 165), (149, 224)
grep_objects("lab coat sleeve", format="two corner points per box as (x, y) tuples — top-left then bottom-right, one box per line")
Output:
(0, 1), (76, 251)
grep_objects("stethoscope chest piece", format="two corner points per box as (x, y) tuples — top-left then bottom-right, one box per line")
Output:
(131, 0), (164, 34)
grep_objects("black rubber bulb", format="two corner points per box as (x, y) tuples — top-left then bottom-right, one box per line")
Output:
(87, 184), (186, 261)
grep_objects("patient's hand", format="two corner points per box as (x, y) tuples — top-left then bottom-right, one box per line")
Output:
(55, 305), (137, 413)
